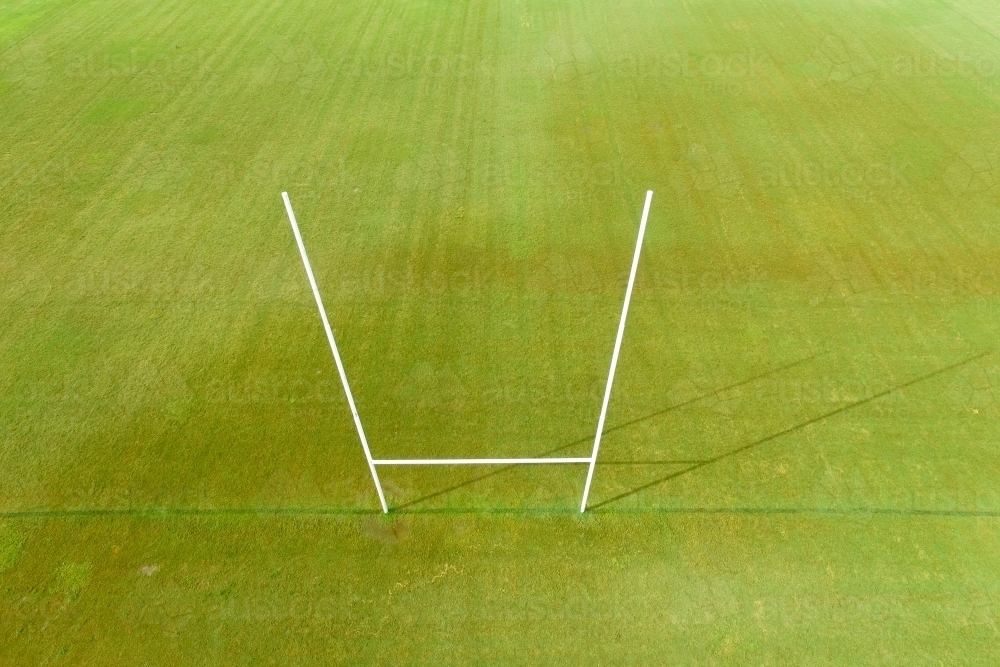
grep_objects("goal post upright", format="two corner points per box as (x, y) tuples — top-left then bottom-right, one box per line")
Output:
(282, 192), (389, 513)
(580, 190), (654, 512)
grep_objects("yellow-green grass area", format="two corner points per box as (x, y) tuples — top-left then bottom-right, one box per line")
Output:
(2, 0), (1000, 662)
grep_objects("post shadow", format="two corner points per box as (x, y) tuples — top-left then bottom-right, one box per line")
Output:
(393, 352), (825, 510)
(588, 350), (993, 510)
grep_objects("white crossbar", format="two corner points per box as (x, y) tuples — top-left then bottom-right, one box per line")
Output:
(374, 458), (591, 466)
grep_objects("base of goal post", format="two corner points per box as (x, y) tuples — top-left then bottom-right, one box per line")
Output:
(281, 190), (653, 513)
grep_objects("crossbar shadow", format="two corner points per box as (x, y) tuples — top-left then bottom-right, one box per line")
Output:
(588, 349), (993, 510)
(393, 352), (824, 510)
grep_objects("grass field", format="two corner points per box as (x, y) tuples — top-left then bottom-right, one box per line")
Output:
(3, 0), (1000, 662)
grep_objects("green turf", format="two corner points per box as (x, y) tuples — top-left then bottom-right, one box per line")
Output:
(2, 0), (1000, 662)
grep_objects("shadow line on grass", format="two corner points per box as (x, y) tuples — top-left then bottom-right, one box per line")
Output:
(589, 349), (993, 510)
(6, 353), (988, 521)
(392, 352), (824, 510)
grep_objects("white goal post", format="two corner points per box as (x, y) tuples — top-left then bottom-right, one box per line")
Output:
(281, 190), (653, 513)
